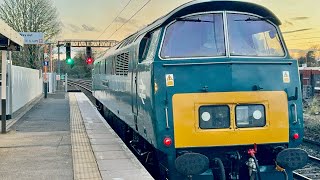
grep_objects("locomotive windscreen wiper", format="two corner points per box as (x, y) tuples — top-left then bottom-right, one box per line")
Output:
(234, 17), (274, 22)
(176, 17), (214, 23)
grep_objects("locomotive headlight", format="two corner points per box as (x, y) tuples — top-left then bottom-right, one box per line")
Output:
(253, 110), (262, 120)
(236, 105), (265, 128)
(201, 112), (211, 121)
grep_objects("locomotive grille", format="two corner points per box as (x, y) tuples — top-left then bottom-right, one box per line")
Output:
(116, 52), (129, 76)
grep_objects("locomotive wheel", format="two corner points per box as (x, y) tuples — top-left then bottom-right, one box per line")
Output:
(212, 158), (226, 180)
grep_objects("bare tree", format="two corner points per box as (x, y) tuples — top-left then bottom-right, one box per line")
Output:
(0, 0), (61, 69)
(309, 45), (320, 66)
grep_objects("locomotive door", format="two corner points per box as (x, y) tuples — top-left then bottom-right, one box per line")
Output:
(132, 65), (139, 131)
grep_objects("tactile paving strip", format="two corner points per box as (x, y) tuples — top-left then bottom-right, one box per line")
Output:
(69, 94), (102, 180)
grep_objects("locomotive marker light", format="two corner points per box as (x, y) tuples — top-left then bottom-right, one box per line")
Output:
(201, 112), (211, 122)
(253, 110), (262, 120)
(293, 133), (299, 140)
(163, 137), (172, 147)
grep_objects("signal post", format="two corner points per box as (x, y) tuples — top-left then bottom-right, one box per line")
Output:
(56, 40), (118, 72)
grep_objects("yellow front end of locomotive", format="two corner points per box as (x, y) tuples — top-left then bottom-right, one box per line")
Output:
(172, 91), (289, 148)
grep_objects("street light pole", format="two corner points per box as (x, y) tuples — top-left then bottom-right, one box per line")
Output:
(1, 51), (7, 133)
(58, 43), (60, 75)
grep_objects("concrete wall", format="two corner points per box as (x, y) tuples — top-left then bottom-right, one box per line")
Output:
(11, 65), (43, 113)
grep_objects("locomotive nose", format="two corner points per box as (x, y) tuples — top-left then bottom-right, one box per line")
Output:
(175, 153), (209, 176)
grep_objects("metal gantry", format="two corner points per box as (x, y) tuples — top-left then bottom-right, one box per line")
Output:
(56, 39), (119, 76)
(57, 40), (118, 48)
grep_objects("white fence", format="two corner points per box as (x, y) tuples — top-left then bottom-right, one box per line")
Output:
(0, 65), (43, 116)
(11, 65), (43, 113)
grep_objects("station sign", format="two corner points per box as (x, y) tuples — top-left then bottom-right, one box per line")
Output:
(19, 32), (44, 45)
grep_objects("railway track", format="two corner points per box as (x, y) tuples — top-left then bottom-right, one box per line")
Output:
(303, 138), (320, 147)
(67, 79), (95, 103)
(67, 79), (92, 93)
(293, 139), (320, 179)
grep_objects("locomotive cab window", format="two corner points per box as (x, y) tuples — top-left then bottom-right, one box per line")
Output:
(138, 33), (151, 61)
(161, 13), (226, 58)
(227, 13), (285, 57)
(144, 30), (161, 61)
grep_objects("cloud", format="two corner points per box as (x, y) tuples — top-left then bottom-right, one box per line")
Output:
(283, 28), (312, 34)
(66, 23), (98, 33)
(67, 24), (81, 33)
(115, 17), (128, 24)
(290, 17), (309, 21)
(281, 20), (294, 28)
(114, 17), (139, 27)
(82, 24), (98, 32)
(283, 20), (293, 26)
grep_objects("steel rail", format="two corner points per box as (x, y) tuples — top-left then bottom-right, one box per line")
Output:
(309, 155), (320, 164)
(303, 138), (320, 146)
(67, 80), (92, 93)
(293, 155), (320, 180)
(293, 172), (313, 180)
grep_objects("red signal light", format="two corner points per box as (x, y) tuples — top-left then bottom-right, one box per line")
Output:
(293, 133), (299, 140)
(163, 137), (172, 147)
(86, 57), (93, 65)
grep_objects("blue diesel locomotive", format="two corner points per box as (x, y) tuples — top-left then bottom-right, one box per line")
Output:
(93, 0), (308, 179)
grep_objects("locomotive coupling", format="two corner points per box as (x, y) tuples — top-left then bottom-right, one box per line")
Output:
(246, 158), (257, 179)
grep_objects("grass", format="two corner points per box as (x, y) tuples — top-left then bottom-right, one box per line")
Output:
(305, 98), (320, 115)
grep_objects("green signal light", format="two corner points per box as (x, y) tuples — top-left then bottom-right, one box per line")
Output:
(66, 58), (74, 65)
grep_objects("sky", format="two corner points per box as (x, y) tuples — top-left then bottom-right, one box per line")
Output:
(1, 0), (320, 53)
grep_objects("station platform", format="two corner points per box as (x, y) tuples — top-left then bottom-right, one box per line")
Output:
(0, 92), (153, 180)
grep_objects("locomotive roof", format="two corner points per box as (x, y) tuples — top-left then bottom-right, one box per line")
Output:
(133, 0), (281, 38)
(96, 0), (281, 61)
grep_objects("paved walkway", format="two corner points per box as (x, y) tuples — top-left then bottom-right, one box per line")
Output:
(0, 92), (73, 180)
(0, 92), (153, 180)
(73, 93), (153, 180)
(69, 94), (101, 180)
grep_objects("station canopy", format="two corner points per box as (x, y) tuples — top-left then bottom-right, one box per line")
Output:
(0, 18), (24, 51)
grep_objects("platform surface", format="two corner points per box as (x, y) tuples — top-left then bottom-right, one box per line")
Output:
(0, 92), (73, 180)
(72, 92), (153, 180)
(0, 92), (153, 180)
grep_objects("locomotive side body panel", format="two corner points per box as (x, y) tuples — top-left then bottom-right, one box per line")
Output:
(93, 34), (161, 148)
